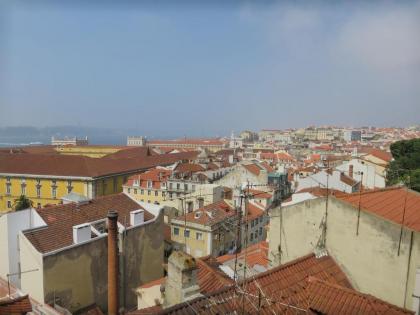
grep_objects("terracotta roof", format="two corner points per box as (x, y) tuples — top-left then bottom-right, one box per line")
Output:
(0, 295), (32, 314)
(217, 241), (269, 268)
(126, 168), (172, 189)
(24, 193), (154, 253)
(306, 277), (414, 315)
(260, 161), (275, 173)
(174, 163), (205, 174)
(361, 148), (393, 163)
(0, 151), (198, 178)
(128, 305), (163, 315)
(248, 189), (272, 199)
(336, 187), (420, 232)
(156, 253), (352, 314)
(173, 201), (235, 227)
(243, 163), (262, 176)
(340, 172), (359, 186)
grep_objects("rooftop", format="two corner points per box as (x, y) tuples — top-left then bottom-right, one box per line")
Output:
(24, 193), (154, 253)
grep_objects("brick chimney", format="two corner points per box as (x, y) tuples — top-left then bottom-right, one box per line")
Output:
(164, 251), (201, 308)
(349, 164), (354, 178)
(107, 210), (119, 315)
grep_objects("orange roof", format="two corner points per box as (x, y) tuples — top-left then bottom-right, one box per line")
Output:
(0, 295), (32, 314)
(248, 189), (272, 199)
(243, 163), (261, 176)
(217, 241), (269, 268)
(361, 148), (393, 162)
(336, 187), (420, 232)
(306, 277), (413, 315)
(126, 168), (172, 189)
(149, 138), (226, 146)
(174, 163), (205, 173)
(174, 200), (236, 226)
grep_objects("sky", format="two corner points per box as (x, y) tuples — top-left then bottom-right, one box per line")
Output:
(1, 0), (419, 137)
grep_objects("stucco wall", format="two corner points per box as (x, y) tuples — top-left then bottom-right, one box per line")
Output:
(41, 211), (164, 313)
(268, 197), (420, 311)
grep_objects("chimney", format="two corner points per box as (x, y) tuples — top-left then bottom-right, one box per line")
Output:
(107, 210), (119, 315)
(349, 164), (354, 178)
(164, 251), (201, 307)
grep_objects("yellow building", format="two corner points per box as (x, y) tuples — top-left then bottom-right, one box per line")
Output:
(0, 150), (198, 212)
(170, 200), (237, 257)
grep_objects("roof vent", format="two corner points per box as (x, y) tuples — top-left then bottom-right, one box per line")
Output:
(72, 223), (91, 244)
(130, 209), (144, 226)
(194, 211), (202, 219)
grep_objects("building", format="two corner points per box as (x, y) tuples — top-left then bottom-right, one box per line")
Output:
(51, 136), (88, 146)
(214, 161), (272, 189)
(343, 130), (362, 142)
(134, 251), (413, 315)
(0, 150), (198, 212)
(268, 187), (420, 313)
(295, 168), (360, 194)
(336, 158), (386, 189)
(0, 193), (165, 313)
(127, 136), (147, 146)
(170, 199), (267, 258)
(148, 138), (227, 152)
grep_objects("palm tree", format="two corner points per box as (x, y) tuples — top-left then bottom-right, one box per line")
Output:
(13, 195), (33, 211)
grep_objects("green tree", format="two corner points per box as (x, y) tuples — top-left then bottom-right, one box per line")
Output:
(13, 195), (34, 211)
(386, 138), (420, 192)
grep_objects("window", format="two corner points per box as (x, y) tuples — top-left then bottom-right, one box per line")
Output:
(196, 232), (203, 240)
(148, 190), (151, 196)
(141, 189), (144, 195)
(169, 183), (173, 190)
(134, 189), (138, 194)
(67, 180), (73, 194)
(36, 187), (41, 198)
(147, 181), (153, 188)
(173, 227), (179, 235)
(192, 185), (196, 192)
(259, 217), (263, 223)
(21, 184), (26, 196)
(250, 233), (254, 241)
(155, 191), (158, 196)
(6, 177), (11, 183)
(147, 200), (151, 203)
(7, 201), (12, 208)
(198, 198), (204, 208)
(259, 227), (263, 235)
(154, 201), (160, 205)
(169, 193), (173, 199)
(128, 188), (131, 194)
(184, 184), (188, 191)
(134, 180), (139, 186)
(251, 220), (254, 228)
(52, 187), (57, 199)
(6, 183), (11, 195)
(176, 183), (180, 190)
(113, 178), (117, 192)
(184, 229), (190, 238)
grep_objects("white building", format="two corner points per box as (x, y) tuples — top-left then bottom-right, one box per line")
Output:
(336, 158), (386, 189)
(295, 169), (360, 194)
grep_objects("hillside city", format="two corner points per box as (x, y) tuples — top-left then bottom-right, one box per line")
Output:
(1, 125), (420, 314)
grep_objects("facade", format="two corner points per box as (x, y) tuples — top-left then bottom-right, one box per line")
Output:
(268, 187), (420, 314)
(343, 130), (362, 142)
(214, 162), (271, 189)
(170, 200), (268, 258)
(0, 150), (198, 212)
(336, 158), (386, 189)
(295, 169), (360, 194)
(51, 136), (88, 146)
(148, 138), (227, 152)
(127, 136), (147, 146)
(0, 193), (165, 313)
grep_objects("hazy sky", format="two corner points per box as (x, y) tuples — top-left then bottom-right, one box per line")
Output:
(1, 1), (419, 136)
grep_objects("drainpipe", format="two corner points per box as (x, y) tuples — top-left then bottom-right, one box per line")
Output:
(108, 210), (119, 315)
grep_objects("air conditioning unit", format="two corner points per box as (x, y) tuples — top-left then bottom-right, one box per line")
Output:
(72, 223), (91, 244)
(130, 209), (144, 226)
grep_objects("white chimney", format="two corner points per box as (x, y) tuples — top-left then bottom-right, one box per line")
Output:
(72, 223), (91, 244)
(130, 209), (144, 226)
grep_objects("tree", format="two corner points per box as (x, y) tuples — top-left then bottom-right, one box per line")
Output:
(13, 195), (34, 211)
(386, 138), (420, 192)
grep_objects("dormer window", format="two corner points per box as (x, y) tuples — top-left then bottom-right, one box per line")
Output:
(147, 181), (153, 188)
(134, 180), (140, 187)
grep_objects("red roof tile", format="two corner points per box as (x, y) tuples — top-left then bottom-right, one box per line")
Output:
(306, 277), (413, 315)
(24, 193), (154, 253)
(336, 187), (420, 232)
(156, 254), (352, 314)
(0, 295), (32, 314)
(243, 164), (262, 176)
(174, 201), (236, 226)
(217, 241), (269, 268)
(361, 148), (393, 163)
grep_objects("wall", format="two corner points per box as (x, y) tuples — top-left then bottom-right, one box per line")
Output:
(20, 233), (44, 303)
(40, 210), (164, 313)
(268, 197), (420, 311)
(0, 214), (9, 279)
